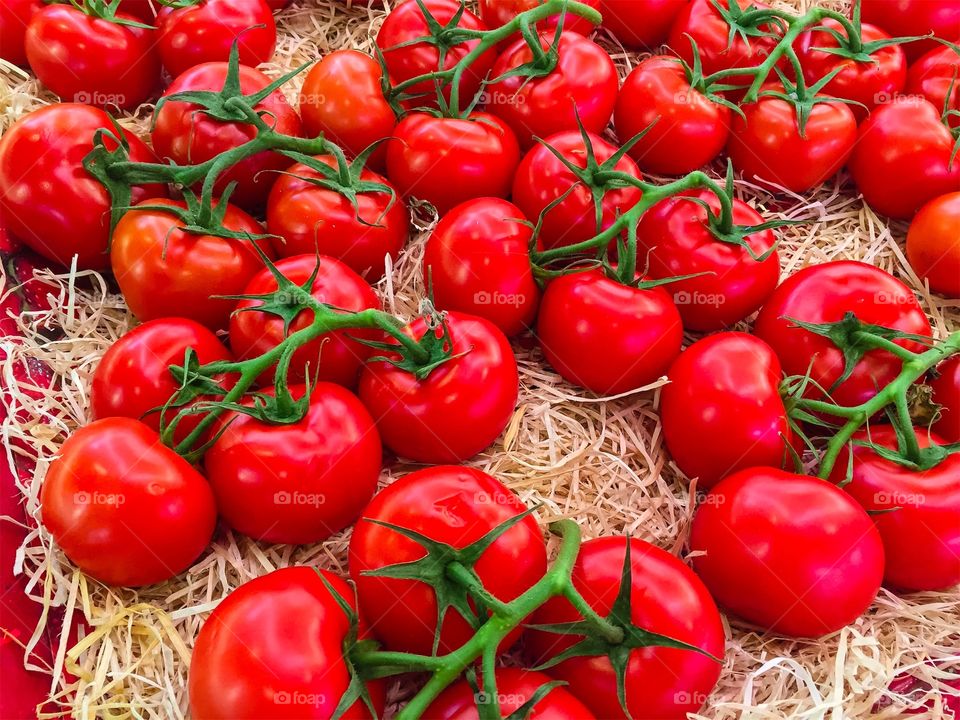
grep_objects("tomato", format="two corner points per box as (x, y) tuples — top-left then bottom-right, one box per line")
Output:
(205, 383), (381, 545)
(526, 537), (725, 720)
(266, 155), (408, 280)
(907, 191), (960, 298)
(156, 0), (276, 78)
(40, 418), (216, 587)
(190, 567), (383, 720)
(690, 468), (885, 637)
(512, 130), (642, 251)
(350, 465), (547, 655)
(110, 198), (272, 330)
(358, 312), (518, 463)
(230, 254), (380, 387)
(906, 45), (960, 127)
(152, 61), (302, 210)
(849, 96), (960, 219)
(479, 0), (600, 37)
(0, 104), (165, 270)
(931, 357), (960, 443)
(536, 268), (683, 395)
(422, 198), (539, 337)
(0, 0), (42, 66)
(861, 0), (960, 61)
(636, 190), (779, 330)
(25, 4), (160, 110)
(755, 261), (932, 409)
(484, 31), (618, 148)
(387, 112), (520, 215)
(661, 333), (798, 490)
(600, 0), (686, 49)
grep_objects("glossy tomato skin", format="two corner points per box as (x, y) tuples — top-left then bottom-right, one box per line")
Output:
(0, 104), (165, 270)
(190, 567), (384, 720)
(906, 191), (960, 298)
(636, 190), (779, 330)
(110, 198), (273, 330)
(422, 198), (539, 337)
(479, 0), (599, 37)
(690, 468), (885, 637)
(537, 269), (683, 395)
(358, 312), (519, 463)
(601, 0), (687, 49)
(906, 45), (960, 128)
(350, 466), (547, 655)
(861, 0), (960, 61)
(661, 333), (798, 489)
(0, 0), (42, 66)
(205, 383), (382, 545)
(40, 418), (216, 587)
(485, 31), (618, 148)
(156, 0), (276, 78)
(526, 537), (725, 720)
(755, 261), (933, 408)
(230, 254), (380, 387)
(152, 62), (302, 210)
(387, 112), (520, 215)
(849, 97), (960, 219)
(931, 357), (960, 442)
(512, 131), (642, 251)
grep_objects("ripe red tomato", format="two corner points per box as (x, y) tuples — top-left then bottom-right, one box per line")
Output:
(661, 333), (799, 490)
(0, 104), (165, 270)
(152, 62), (302, 210)
(190, 567), (383, 720)
(40, 418), (216, 587)
(422, 198), (539, 337)
(205, 383), (381, 545)
(636, 190), (779, 330)
(110, 198), (273, 330)
(906, 191), (960, 298)
(931, 357), (960, 442)
(485, 31), (618, 148)
(350, 465), (547, 655)
(512, 130), (642, 251)
(537, 268), (683, 395)
(906, 45), (960, 127)
(230, 254), (380, 387)
(526, 537), (725, 720)
(690, 468), (885, 637)
(358, 312), (519, 463)
(849, 96), (960, 219)
(387, 112), (520, 215)
(25, 4), (160, 110)
(479, 0), (600, 37)
(600, 0), (686, 49)
(0, 0), (42, 66)
(861, 0), (960, 61)
(156, 0), (276, 78)
(755, 261), (932, 409)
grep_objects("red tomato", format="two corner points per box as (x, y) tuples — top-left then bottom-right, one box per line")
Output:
(485, 31), (618, 148)
(526, 537), (725, 720)
(661, 333), (799, 490)
(152, 62), (302, 210)
(205, 383), (381, 545)
(479, 0), (600, 37)
(387, 112), (520, 215)
(512, 130), (642, 251)
(636, 190), (779, 330)
(350, 465), (547, 655)
(40, 418), (216, 587)
(849, 96), (960, 219)
(230, 254), (380, 387)
(536, 268), (683, 395)
(156, 0), (276, 78)
(116, 0), (161, 20)
(0, 0), (42, 66)
(931, 356), (960, 443)
(615, 55), (730, 175)
(861, 0), (960, 61)
(906, 45), (960, 127)
(0, 104), (165, 270)
(600, 0), (687, 49)
(690, 468), (885, 637)
(25, 4), (160, 110)
(907, 191), (960, 298)
(422, 198), (539, 337)
(755, 261), (933, 409)
(110, 198), (273, 330)
(190, 567), (383, 720)
(358, 312), (519, 463)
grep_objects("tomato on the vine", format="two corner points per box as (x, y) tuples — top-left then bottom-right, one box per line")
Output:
(600, 0), (687, 49)
(906, 191), (960, 298)
(906, 45), (960, 127)
(479, 0), (599, 37)
(0, 0), (42, 66)
(861, 0), (960, 61)
(931, 357), (960, 443)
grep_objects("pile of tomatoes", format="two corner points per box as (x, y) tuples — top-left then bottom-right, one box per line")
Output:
(1, 0), (960, 718)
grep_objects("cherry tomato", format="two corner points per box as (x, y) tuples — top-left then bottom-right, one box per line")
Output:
(0, 104), (165, 270)
(110, 198), (273, 330)
(600, 0), (687, 49)
(931, 357), (960, 443)
(422, 198), (539, 337)
(536, 268), (683, 395)
(690, 468), (885, 637)
(0, 0), (42, 66)
(906, 44), (960, 127)
(350, 465), (547, 655)
(861, 0), (960, 61)
(526, 537), (725, 720)
(479, 0), (599, 37)
(358, 312), (519, 463)
(907, 191), (960, 298)
(40, 418), (216, 587)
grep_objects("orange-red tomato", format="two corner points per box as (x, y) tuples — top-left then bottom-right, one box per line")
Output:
(906, 191), (960, 298)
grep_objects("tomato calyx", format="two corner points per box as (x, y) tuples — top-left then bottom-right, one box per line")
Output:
(757, 65), (863, 136)
(63, 0), (156, 28)
(803, 2), (927, 63)
(674, 37), (748, 117)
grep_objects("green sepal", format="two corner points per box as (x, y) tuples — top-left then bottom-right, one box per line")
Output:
(81, 118), (136, 240)
(357, 309), (461, 381)
(66, 0), (156, 28)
